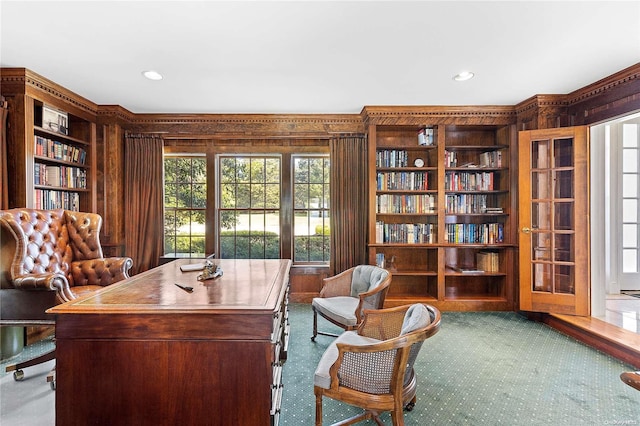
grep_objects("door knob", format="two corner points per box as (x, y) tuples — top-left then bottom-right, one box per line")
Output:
(521, 227), (531, 234)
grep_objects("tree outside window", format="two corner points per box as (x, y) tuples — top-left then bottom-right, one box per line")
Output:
(293, 156), (330, 263)
(218, 156), (281, 259)
(163, 156), (206, 257)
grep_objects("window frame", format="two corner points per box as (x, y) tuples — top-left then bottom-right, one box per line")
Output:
(216, 154), (283, 259)
(292, 154), (331, 265)
(162, 153), (208, 258)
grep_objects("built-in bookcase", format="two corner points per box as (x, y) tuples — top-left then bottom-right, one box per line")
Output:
(368, 122), (516, 311)
(2, 72), (97, 212)
(31, 101), (94, 211)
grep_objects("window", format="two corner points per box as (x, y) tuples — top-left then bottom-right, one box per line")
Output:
(597, 112), (640, 291)
(621, 122), (639, 274)
(163, 156), (207, 257)
(218, 156), (281, 259)
(163, 149), (330, 264)
(293, 155), (330, 263)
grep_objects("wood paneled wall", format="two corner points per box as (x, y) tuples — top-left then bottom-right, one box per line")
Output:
(2, 63), (640, 296)
(514, 63), (640, 130)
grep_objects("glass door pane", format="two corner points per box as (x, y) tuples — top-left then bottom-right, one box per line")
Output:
(530, 137), (576, 295)
(518, 126), (589, 316)
(621, 122), (639, 277)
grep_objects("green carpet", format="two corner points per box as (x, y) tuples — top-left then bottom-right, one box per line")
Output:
(2, 305), (638, 425)
(281, 303), (640, 425)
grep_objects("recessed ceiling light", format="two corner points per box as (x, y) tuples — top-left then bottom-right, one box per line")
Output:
(142, 70), (163, 81)
(453, 71), (474, 82)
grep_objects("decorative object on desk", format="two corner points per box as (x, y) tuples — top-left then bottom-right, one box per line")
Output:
(197, 261), (223, 281)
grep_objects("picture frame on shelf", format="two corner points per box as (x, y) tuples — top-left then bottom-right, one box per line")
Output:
(42, 105), (68, 135)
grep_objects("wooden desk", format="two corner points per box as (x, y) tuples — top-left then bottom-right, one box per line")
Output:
(48, 259), (291, 426)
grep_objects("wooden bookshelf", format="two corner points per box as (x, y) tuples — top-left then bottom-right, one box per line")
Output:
(1, 69), (97, 212)
(366, 114), (518, 311)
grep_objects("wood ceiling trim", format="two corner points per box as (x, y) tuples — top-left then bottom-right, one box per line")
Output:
(1, 68), (98, 121)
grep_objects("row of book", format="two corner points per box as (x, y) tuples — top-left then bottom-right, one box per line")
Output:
(376, 149), (409, 168)
(479, 150), (503, 168)
(448, 251), (500, 273)
(34, 164), (87, 188)
(445, 194), (503, 214)
(377, 171), (429, 191)
(378, 149), (504, 169)
(476, 251), (500, 272)
(444, 150), (504, 168)
(417, 127), (435, 146)
(375, 221), (436, 244)
(445, 171), (495, 191)
(35, 135), (87, 164)
(34, 189), (80, 211)
(376, 194), (436, 214)
(444, 223), (504, 244)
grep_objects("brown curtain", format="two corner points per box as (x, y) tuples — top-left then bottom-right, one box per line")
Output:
(329, 135), (368, 275)
(124, 133), (164, 275)
(0, 97), (9, 209)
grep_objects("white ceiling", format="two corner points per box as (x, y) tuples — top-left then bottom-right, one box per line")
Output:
(1, 1), (639, 114)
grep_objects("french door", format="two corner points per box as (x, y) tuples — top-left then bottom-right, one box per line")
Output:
(518, 127), (590, 316)
(614, 114), (640, 290)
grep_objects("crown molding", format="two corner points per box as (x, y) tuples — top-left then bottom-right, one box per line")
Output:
(125, 113), (364, 137)
(4, 64), (638, 133)
(96, 105), (137, 124)
(567, 62), (640, 106)
(360, 105), (516, 126)
(0, 68), (98, 120)
(514, 95), (568, 115)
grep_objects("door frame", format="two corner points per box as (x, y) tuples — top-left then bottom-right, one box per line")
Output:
(518, 126), (590, 316)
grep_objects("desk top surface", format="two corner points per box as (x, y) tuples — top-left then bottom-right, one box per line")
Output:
(48, 258), (291, 314)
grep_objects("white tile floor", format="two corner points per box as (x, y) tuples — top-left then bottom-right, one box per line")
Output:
(603, 294), (640, 334)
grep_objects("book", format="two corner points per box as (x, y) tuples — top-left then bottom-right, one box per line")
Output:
(180, 263), (207, 272)
(446, 264), (484, 274)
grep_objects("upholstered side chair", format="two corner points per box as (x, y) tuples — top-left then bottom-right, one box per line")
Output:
(0, 208), (133, 386)
(311, 265), (391, 341)
(314, 303), (441, 426)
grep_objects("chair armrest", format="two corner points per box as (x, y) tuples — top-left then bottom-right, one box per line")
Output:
(357, 274), (391, 303)
(70, 257), (133, 287)
(319, 269), (353, 298)
(353, 273), (392, 324)
(12, 272), (74, 302)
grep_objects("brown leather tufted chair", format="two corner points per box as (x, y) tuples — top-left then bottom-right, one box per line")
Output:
(0, 208), (133, 386)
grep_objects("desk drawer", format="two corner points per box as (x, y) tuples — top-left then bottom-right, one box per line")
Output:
(280, 320), (290, 361)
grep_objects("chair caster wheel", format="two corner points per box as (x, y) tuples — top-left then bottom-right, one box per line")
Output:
(404, 402), (415, 412)
(13, 370), (25, 381)
(311, 336), (316, 342)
